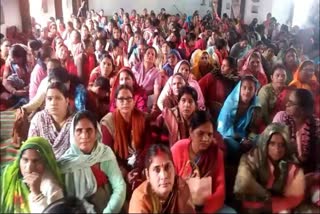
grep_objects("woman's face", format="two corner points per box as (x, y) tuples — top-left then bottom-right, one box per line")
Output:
(168, 53), (178, 66)
(74, 118), (97, 154)
(178, 63), (190, 79)
(240, 80), (256, 104)
(299, 63), (315, 83)
(199, 53), (209, 66)
(190, 121), (214, 153)
(267, 133), (286, 162)
(161, 43), (170, 55)
(221, 59), (232, 75)
(100, 57), (113, 77)
(271, 68), (287, 88)
(1, 41), (11, 58)
(249, 56), (261, 72)
(81, 26), (89, 38)
(116, 89), (135, 114)
(172, 76), (185, 95)
(95, 40), (103, 52)
(112, 28), (121, 39)
(20, 149), (45, 177)
(178, 93), (197, 119)
(119, 71), (134, 87)
(146, 153), (175, 200)
(285, 91), (300, 117)
(57, 46), (69, 60)
(144, 48), (156, 64)
(45, 88), (69, 117)
(285, 51), (297, 66)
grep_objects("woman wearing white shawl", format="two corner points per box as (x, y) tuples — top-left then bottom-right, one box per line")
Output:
(58, 110), (126, 213)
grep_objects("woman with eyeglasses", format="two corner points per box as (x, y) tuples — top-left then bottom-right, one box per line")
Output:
(273, 88), (320, 211)
(100, 85), (150, 202)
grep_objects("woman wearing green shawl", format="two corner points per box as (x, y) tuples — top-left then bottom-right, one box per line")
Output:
(0, 137), (64, 213)
(234, 123), (305, 213)
(58, 110), (126, 213)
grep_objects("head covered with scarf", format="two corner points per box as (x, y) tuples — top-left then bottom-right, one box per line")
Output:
(1, 137), (63, 213)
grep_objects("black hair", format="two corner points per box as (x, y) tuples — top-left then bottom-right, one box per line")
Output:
(189, 110), (213, 131)
(37, 45), (53, 61)
(223, 56), (237, 71)
(145, 46), (158, 58)
(240, 35), (248, 42)
(46, 81), (70, 98)
(270, 64), (287, 76)
(215, 38), (227, 50)
(94, 76), (110, 90)
(28, 40), (42, 51)
(293, 88), (314, 115)
(73, 110), (98, 131)
(10, 44), (27, 64)
(109, 38), (121, 51)
(48, 67), (70, 83)
(99, 53), (114, 70)
(185, 32), (196, 43)
(115, 84), (134, 99)
(144, 144), (173, 169)
(42, 197), (87, 214)
(177, 86), (198, 103)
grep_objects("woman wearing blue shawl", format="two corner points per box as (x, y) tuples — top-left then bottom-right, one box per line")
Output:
(217, 75), (261, 163)
(162, 49), (182, 77)
(58, 110), (126, 213)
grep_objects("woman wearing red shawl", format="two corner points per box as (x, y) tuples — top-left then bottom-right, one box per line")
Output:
(88, 54), (116, 89)
(100, 85), (150, 196)
(199, 57), (238, 121)
(289, 60), (320, 96)
(75, 39), (96, 86)
(239, 50), (268, 86)
(258, 64), (291, 127)
(109, 67), (147, 112)
(171, 110), (235, 213)
(55, 44), (77, 77)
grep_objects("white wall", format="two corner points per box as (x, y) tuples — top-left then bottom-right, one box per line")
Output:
(221, 0), (232, 18)
(0, 0), (22, 34)
(29, 0), (56, 27)
(88, 0), (211, 17)
(244, 0), (273, 24)
(62, 0), (74, 22)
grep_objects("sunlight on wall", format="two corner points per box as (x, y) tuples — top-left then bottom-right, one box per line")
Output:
(292, 0), (313, 27)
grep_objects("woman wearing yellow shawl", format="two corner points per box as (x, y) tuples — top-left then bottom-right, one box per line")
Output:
(289, 60), (320, 96)
(1, 137), (64, 213)
(191, 49), (216, 81)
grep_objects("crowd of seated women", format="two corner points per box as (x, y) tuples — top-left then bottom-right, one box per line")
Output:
(0, 4), (319, 214)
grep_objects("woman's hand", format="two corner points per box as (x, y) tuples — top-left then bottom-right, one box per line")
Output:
(14, 89), (28, 97)
(240, 138), (253, 153)
(127, 169), (141, 184)
(23, 172), (42, 195)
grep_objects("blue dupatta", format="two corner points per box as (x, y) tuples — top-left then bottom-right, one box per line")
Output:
(217, 79), (260, 140)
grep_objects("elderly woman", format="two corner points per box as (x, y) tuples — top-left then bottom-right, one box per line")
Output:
(1, 44), (31, 108)
(171, 110), (235, 213)
(101, 85), (150, 193)
(258, 64), (290, 126)
(234, 123), (305, 213)
(58, 110), (126, 213)
(109, 67), (148, 112)
(289, 60), (320, 96)
(155, 86), (197, 147)
(217, 75), (261, 163)
(199, 56), (239, 120)
(162, 49), (182, 77)
(28, 82), (73, 159)
(157, 60), (205, 111)
(191, 50), (215, 81)
(129, 144), (195, 213)
(161, 73), (187, 110)
(0, 137), (64, 213)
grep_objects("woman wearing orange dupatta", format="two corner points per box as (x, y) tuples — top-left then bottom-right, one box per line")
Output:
(289, 60), (320, 96)
(239, 49), (268, 86)
(191, 49), (215, 81)
(100, 85), (150, 195)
